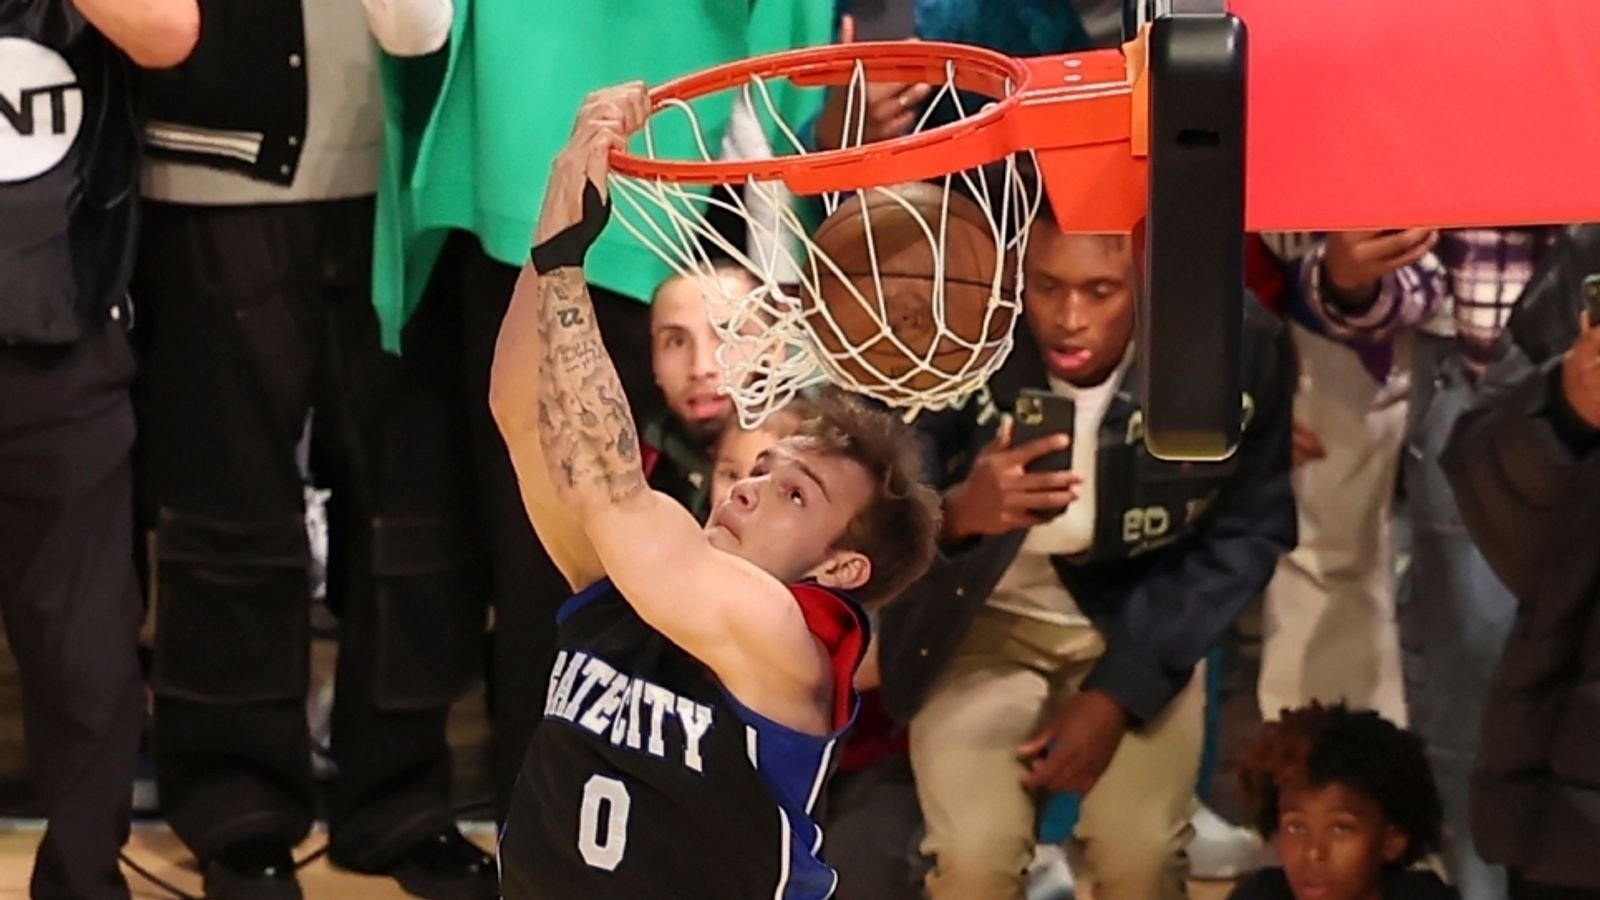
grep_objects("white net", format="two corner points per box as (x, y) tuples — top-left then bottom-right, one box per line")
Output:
(610, 57), (1041, 427)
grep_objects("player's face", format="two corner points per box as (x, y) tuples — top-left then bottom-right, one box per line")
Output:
(651, 275), (741, 445)
(711, 426), (785, 511)
(704, 438), (874, 593)
(1275, 783), (1408, 900)
(1021, 227), (1136, 387)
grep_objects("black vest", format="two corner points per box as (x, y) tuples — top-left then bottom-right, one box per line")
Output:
(0, 0), (138, 346)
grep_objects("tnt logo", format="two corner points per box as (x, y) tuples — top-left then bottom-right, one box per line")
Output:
(0, 37), (84, 184)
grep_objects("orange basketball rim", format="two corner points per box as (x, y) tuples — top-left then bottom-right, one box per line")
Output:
(611, 0), (1600, 233)
(607, 0), (1600, 459)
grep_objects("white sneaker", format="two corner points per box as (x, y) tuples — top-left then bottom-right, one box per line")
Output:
(1026, 844), (1076, 900)
(1188, 803), (1271, 880)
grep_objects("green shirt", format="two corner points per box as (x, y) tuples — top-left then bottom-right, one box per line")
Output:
(372, 0), (833, 351)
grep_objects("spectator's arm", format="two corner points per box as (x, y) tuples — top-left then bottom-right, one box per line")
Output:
(1300, 238), (1446, 343)
(910, 400), (996, 562)
(361, 0), (453, 56)
(72, 0), (198, 68)
(1081, 314), (1298, 722)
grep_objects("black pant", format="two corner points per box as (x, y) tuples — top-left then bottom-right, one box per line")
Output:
(823, 754), (926, 900)
(0, 325), (144, 900)
(1512, 872), (1600, 899)
(437, 234), (658, 821)
(134, 200), (487, 867)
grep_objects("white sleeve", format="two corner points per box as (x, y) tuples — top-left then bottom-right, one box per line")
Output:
(720, 93), (802, 284)
(360, 0), (453, 57)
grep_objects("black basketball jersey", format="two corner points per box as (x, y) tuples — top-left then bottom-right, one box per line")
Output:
(500, 577), (869, 900)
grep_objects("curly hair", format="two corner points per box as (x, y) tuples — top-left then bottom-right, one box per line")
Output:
(1239, 703), (1443, 868)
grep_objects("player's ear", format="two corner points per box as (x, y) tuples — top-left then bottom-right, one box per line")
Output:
(812, 550), (871, 594)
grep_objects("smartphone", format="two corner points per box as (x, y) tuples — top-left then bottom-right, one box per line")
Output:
(1583, 274), (1600, 325)
(841, 0), (916, 41)
(1012, 389), (1075, 475)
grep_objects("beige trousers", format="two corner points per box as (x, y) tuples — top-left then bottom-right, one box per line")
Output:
(911, 606), (1205, 900)
(1258, 324), (1409, 724)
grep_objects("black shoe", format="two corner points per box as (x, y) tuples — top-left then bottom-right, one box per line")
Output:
(383, 829), (499, 900)
(201, 837), (303, 900)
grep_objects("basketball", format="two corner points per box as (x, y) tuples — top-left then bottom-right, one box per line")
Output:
(801, 182), (1017, 393)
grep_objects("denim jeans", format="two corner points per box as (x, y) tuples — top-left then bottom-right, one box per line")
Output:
(1399, 333), (1516, 900)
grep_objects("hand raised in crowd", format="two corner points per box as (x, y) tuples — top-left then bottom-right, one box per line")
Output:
(1018, 690), (1130, 794)
(1291, 419), (1326, 467)
(940, 417), (1082, 543)
(812, 15), (933, 151)
(1321, 229), (1437, 309)
(535, 82), (650, 243)
(1560, 311), (1600, 430)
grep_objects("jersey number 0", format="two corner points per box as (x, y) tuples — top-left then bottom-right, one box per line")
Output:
(578, 775), (631, 871)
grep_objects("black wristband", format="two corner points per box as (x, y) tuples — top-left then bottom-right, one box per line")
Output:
(530, 180), (612, 275)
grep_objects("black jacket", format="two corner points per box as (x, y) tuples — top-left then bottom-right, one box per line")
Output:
(0, 0), (138, 345)
(642, 412), (712, 521)
(879, 299), (1297, 724)
(1442, 223), (1600, 890)
(1227, 867), (1458, 900)
(139, 0), (307, 185)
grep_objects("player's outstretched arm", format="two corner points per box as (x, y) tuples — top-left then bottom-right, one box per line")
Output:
(492, 85), (829, 728)
(487, 85), (652, 592)
(489, 262), (607, 591)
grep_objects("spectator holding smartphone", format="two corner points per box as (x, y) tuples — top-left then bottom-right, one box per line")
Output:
(1443, 224), (1600, 900)
(1299, 225), (1560, 900)
(1254, 232), (1411, 727)
(813, 1), (1100, 153)
(878, 201), (1297, 900)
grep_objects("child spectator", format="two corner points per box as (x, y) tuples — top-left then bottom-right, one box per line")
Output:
(1231, 703), (1456, 900)
(708, 403), (809, 509)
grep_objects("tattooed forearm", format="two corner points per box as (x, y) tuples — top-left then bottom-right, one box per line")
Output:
(556, 341), (603, 375)
(534, 267), (647, 506)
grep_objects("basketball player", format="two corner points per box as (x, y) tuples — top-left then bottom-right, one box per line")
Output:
(489, 82), (943, 899)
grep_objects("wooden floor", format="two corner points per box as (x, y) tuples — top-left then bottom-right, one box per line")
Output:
(0, 821), (500, 900)
(0, 628), (507, 898)
(0, 822), (1234, 900)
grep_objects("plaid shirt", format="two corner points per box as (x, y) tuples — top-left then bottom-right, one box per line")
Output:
(1301, 228), (1556, 369)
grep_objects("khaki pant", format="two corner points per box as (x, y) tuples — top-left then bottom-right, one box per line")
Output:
(911, 606), (1205, 900)
(1259, 325), (1409, 724)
